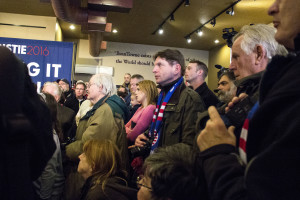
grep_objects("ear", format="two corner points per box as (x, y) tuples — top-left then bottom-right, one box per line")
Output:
(254, 45), (266, 65)
(173, 63), (182, 75)
(98, 84), (103, 92)
(197, 69), (203, 77)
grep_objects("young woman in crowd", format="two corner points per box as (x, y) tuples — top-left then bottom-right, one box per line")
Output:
(78, 139), (137, 200)
(125, 80), (158, 144)
(33, 93), (65, 200)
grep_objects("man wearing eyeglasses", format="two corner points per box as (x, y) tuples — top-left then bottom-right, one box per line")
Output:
(137, 144), (209, 200)
(64, 80), (87, 113)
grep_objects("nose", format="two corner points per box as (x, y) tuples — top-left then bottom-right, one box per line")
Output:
(268, 1), (278, 16)
(229, 61), (235, 70)
(153, 65), (158, 73)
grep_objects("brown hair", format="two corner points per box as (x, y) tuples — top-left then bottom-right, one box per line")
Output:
(83, 139), (127, 191)
(137, 80), (158, 106)
(154, 49), (186, 76)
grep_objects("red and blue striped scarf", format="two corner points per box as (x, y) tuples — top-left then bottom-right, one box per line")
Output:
(239, 102), (259, 164)
(149, 77), (183, 152)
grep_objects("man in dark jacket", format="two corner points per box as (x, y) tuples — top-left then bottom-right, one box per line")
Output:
(196, 1), (300, 199)
(64, 80), (87, 113)
(135, 49), (204, 149)
(185, 60), (220, 109)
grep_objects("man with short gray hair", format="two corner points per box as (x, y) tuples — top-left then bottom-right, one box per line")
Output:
(230, 24), (287, 97)
(64, 73), (129, 200)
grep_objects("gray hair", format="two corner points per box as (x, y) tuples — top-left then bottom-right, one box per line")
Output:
(233, 24), (288, 60)
(43, 82), (62, 100)
(92, 73), (117, 96)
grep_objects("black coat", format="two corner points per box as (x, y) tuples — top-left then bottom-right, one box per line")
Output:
(80, 175), (137, 200)
(199, 35), (300, 200)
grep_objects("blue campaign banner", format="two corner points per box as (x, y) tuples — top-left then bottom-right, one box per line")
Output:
(0, 37), (73, 90)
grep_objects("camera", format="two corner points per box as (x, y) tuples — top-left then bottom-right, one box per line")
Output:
(197, 96), (255, 132)
(223, 96), (255, 128)
(129, 133), (153, 159)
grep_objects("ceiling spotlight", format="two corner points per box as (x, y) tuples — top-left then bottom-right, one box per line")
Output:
(186, 37), (192, 43)
(69, 24), (75, 30)
(215, 39), (220, 44)
(226, 7), (235, 16)
(170, 14), (175, 21)
(210, 18), (216, 27)
(197, 29), (203, 36)
(184, 0), (190, 7)
(158, 28), (164, 35)
(112, 29), (118, 33)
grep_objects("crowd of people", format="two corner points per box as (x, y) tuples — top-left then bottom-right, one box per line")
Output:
(1, 0), (300, 199)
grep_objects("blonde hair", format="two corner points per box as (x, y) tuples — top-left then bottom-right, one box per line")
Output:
(137, 80), (158, 105)
(83, 139), (127, 191)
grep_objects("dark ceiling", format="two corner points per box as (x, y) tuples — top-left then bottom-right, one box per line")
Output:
(0, 0), (274, 50)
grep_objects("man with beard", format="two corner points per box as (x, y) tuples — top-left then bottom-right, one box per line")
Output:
(217, 71), (237, 104)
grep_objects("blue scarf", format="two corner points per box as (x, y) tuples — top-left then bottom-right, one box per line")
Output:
(149, 77), (183, 152)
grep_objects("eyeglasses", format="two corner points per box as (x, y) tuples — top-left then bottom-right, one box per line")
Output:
(136, 176), (152, 190)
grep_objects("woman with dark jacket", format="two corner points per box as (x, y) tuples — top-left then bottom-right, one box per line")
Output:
(78, 139), (137, 200)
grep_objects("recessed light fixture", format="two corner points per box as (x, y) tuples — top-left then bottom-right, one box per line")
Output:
(69, 25), (75, 30)
(215, 39), (219, 44)
(112, 29), (118, 33)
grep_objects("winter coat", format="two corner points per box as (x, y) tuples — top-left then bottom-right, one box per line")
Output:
(198, 35), (300, 200)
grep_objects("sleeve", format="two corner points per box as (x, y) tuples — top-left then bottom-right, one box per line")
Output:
(181, 91), (205, 146)
(66, 105), (115, 161)
(127, 105), (155, 142)
(125, 117), (132, 134)
(38, 135), (59, 199)
(198, 144), (246, 200)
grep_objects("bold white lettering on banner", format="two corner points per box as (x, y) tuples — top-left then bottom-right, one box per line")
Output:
(21, 45), (27, 55)
(27, 62), (40, 77)
(52, 64), (61, 78)
(46, 63), (51, 77)
(36, 81), (41, 93)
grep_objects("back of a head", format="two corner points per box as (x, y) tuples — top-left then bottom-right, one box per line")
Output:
(0, 46), (55, 185)
(43, 82), (62, 101)
(0, 46), (25, 114)
(92, 73), (117, 97)
(233, 24), (288, 59)
(144, 144), (208, 200)
(83, 139), (124, 181)
(154, 49), (186, 76)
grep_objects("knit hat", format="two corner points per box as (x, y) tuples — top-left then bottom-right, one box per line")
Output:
(59, 78), (70, 86)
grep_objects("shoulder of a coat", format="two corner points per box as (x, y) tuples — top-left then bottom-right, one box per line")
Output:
(183, 87), (202, 102)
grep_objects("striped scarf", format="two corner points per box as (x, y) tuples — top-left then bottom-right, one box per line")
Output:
(239, 102), (259, 164)
(149, 77), (183, 152)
